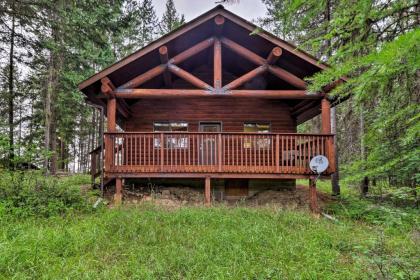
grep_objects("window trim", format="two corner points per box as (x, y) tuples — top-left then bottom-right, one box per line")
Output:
(153, 121), (189, 149)
(243, 122), (272, 133)
(243, 122), (272, 149)
(153, 121), (189, 132)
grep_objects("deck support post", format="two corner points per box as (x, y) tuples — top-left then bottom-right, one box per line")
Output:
(114, 178), (123, 205)
(205, 177), (211, 206)
(309, 178), (319, 213)
(321, 98), (331, 134)
(321, 98), (335, 173)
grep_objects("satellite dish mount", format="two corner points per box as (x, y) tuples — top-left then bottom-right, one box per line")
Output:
(309, 155), (329, 181)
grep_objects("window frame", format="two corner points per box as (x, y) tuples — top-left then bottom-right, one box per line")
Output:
(153, 121), (189, 149)
(243, 122), (272, 149)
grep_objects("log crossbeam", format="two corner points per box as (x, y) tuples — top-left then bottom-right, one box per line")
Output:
(118, 37), (215, 90)
(220, 37), (307, 89)
(111, 89), (323, 99)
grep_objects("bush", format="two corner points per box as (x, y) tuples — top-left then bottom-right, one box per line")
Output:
(0, 171), (98, 218)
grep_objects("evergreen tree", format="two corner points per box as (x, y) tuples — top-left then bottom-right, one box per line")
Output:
(159, 0), (185, 35)
(262, 0), (419, 189)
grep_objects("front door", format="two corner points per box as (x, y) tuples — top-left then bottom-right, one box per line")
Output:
(199, 122), (221, 165)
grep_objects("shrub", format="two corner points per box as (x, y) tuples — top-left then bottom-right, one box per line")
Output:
(0, 171), (98, 218)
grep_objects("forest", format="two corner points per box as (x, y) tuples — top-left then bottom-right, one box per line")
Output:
(0, 0), (419, 279)
(0, 0), (418, 192)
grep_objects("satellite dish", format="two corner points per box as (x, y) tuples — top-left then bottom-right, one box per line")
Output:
(310, 155), (329, 174)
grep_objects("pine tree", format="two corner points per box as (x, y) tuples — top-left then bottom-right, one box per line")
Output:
(159, 0), (185, 35)
(262, 0), (420, 189)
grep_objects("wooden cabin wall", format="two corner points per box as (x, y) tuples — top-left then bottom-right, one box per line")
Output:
(124, 97), (296, 133)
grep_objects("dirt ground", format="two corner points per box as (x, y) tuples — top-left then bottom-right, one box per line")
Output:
(113, 184), (333, 210)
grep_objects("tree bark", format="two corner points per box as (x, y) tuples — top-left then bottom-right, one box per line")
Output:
(8, 2), (16, 170)
(360, 107), (368, 196)
(323, 0), (340, 195)
(44, 3), (62, 175)
(331, 106), (340, 195)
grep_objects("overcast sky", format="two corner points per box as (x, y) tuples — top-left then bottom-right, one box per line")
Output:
(153, 0), (267, 22)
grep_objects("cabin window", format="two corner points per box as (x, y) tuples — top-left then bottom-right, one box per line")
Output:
(153, 122), (188, 148)
(243, 122), (271, 149)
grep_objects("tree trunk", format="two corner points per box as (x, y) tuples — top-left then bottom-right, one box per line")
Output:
(44, 4), (62, 175)
(331, 106), (340, 195)
(360, 107), (368, 196)
(8, 3), (16, 170)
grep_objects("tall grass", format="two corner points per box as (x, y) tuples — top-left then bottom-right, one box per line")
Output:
(0, 204), (418, 279)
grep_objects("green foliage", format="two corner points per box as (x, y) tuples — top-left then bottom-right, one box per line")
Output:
(0, 172), (97, 218)
(159, 0), (185, 35)
(262, 0), (419, 187)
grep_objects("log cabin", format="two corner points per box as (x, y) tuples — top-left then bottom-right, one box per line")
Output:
(79, 5), (343, 210)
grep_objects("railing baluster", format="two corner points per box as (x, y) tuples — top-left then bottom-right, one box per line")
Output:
(103, 132), (335, 176)
(218, 133), (222, 172)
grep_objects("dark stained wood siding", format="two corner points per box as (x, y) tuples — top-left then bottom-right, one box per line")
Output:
(124, 97), (296, 133)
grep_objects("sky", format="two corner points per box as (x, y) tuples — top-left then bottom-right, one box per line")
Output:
(153, 0), (267, 22)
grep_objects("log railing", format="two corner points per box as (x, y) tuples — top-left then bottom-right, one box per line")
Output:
(104, 132), (335, 175)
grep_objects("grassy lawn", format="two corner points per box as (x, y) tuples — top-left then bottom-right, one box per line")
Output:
(0, 173), (418, 279)
(0, 205), (418, 279)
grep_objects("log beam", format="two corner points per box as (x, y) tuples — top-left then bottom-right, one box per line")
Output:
(119, 64), (166, 89)
(101, 77), (129, 118)
(221, 37), (306, 89)
(229, 90), (323, 99)
(221, 37), (266, 65)
(169, 37), (215, 65)
(223, 65), (267, 90)
(119, 37), (215, 90)
(112, 89), (322, 99)
(214, 15), (225, 36)
(268, 65), (307, 89)
(101, 77), (114, 95)
(214, 38), (222, 89)
(168, 64), (214, 90)
(159, 46), (172, 88)
(266, 47), (282, 64)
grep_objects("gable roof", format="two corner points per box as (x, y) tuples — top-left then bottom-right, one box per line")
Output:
(78, 5), (329, 95)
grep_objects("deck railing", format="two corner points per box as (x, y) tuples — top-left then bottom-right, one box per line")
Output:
(104, 132), (335, 175)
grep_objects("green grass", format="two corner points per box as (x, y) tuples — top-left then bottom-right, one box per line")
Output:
(0, 173), (418, 279)
(0, 204), (418, 279)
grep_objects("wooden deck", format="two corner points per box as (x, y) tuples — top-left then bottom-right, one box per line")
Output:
(103, 132), (335, 177)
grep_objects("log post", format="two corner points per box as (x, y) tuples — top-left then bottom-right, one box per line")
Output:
(107, 97), (116, 132)
(214, 38), (222, 89)
(205, 177), (211, 206)
(309, 178), (319, 213)
(214, 15), (224, 89)
(321, 98), (334, 173)
(321, 98), (331, 134)
(115, 177), (123, 205)
(159, 46), (172, 87)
